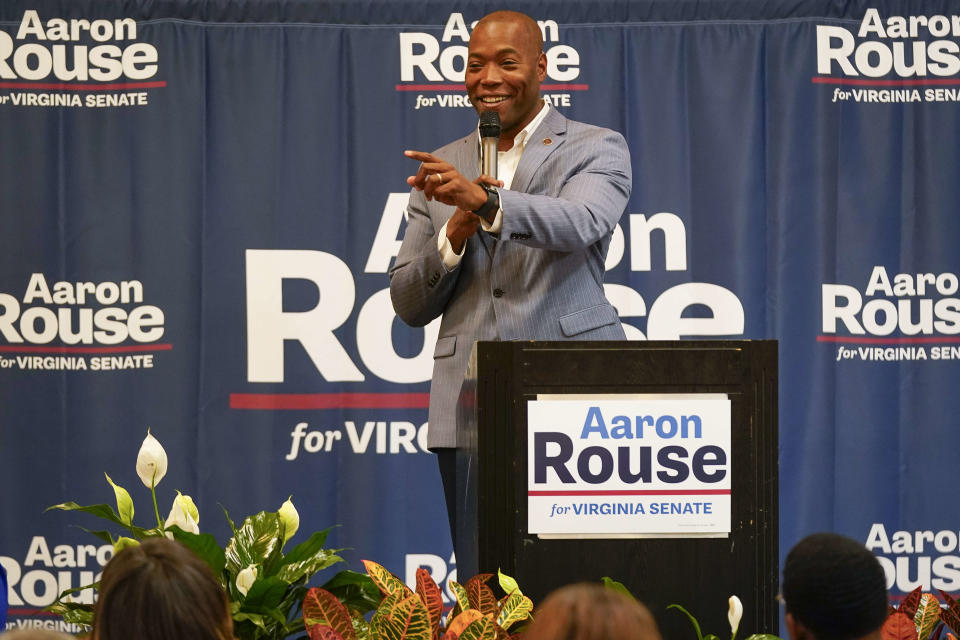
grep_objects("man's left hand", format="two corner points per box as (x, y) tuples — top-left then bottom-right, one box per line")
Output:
(405, 150), (493, 211)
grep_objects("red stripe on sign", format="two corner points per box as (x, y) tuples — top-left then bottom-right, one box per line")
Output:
(7, 608), (59, 616)
(0, 81), (167, 90)
(0, 343), (172, 353)
(528, 489), (731, 496)
(229, 393), (431, 410)
(395, 83), (589, 91)
(817, 335), (960, 344)
(812, 77), (960, 86)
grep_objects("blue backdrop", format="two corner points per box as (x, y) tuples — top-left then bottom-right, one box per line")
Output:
(2, 0), (959, 632)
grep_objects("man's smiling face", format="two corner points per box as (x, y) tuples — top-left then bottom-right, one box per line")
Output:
(465, 14), (547, 144)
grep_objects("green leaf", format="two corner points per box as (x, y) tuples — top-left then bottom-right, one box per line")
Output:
(46, 601), (95, 627)
(498, 569), (521, 597)
(221, 503), (238, 535)
(351, 613), (372, 640)
(104, 473), (135, 525)
(47, 500), (122, 520)
(915, 593), (942, 640)
(276, 578), (308, 620)
(669, 604), (706, 640)
(225, 511), (284, 580)
(170, 528), (227, 578)
(234, 610), (270, 632)
(276, 548), (343, 584)
(278, 528), (330, 564)
(47, 501), (153, 539)
(51, 580), (99, 608)
(449, 581), (471, 616)
(113, 536), (139, 553)
(497, 591), (533, 630)
(46, 599), (94, 614)
(458, 614), (498, 640)
(362, 559), (412, 597)
(282, 617), (308, 638)
(241, 576), (291, 611)
(322, 570), (383, 615)
(370, 589), (431, 640)
(601, 576), (635, 600)
(77, 527), (117, 545)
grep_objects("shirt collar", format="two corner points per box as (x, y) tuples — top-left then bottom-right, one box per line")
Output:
(476, 101), (551, 152)
(512, 101), (550, 151)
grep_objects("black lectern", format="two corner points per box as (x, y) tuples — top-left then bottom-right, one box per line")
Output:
(455, 340), (778, 640)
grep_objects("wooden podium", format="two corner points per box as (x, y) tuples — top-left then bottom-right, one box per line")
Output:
(455, 340), (778, 640)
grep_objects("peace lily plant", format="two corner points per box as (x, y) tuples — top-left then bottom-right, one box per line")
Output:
(47, 430), (377, 640)
(669, 595), (782, 640)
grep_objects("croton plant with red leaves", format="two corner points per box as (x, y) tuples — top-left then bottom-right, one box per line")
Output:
(883, 587), (960, 640)
(302, 559), (534, 640)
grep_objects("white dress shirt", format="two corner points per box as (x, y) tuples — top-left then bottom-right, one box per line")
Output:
(437, 102), (551, 270)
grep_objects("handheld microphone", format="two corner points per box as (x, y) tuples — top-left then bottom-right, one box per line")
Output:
(479, 111), (500, 180)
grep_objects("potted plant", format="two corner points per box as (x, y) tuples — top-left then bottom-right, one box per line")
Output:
(46, 430), (378, 640)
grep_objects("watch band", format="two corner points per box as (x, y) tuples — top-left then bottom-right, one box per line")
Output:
(472, 185), (499, 219)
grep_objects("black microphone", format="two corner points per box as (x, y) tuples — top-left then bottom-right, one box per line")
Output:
(479, 111), (500, 180)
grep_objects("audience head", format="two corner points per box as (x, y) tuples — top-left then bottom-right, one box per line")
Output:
(0, 632), (76, 640)
(782, 532), (888, 640)
(93, 537), (233, 640)
(524, 582), (662, 640)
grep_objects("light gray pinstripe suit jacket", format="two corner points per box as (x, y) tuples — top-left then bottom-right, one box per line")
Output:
(389, 108), (632, 449)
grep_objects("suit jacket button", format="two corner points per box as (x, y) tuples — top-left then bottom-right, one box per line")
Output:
(493, 288), (504, 298)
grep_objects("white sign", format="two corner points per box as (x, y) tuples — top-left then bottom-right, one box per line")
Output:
(527, 394), (731, 538)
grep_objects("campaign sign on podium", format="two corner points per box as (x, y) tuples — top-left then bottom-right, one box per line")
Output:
(527, 395), (731, 537)
(456, 340), (777, 640)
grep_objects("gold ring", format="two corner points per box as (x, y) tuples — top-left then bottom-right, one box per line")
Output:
(435, 173), (444, 183)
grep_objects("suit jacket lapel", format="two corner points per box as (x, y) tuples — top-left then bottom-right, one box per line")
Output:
(509, 107), (567, 195)
(451, 130), (496, 259)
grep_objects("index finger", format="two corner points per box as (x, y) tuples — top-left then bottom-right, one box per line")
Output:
(405, 150), (440, 163)
(475, 174), (504, 188)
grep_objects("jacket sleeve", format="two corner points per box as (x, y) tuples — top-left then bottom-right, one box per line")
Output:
(498, 129), (632, 252)
(388, 189), (461, 327)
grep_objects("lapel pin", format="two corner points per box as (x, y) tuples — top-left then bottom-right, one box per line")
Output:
(542, 137), (553, 145)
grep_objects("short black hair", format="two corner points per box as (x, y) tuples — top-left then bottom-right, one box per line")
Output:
(782, 533), (888, 640)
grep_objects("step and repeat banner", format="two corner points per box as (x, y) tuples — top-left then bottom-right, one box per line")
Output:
(2, 0), (959, 631)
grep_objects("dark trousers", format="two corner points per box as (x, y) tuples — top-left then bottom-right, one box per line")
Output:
(435, 448), (457, 547)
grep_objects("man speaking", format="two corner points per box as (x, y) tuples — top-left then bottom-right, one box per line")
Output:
(389, 10), (632, 536)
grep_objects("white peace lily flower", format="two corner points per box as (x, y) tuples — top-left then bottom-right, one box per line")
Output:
(135, 429), (168, 489)
(176, 492), (199, 522)
(236, 565), (258, 596)
(728, 595), (743, 638)
(278, 497), (300, 543)
(164, 492), (200, 537)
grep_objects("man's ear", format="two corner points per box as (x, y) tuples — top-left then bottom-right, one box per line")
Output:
(785, 612), (810, 640)
(537, 51), (547, 81)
